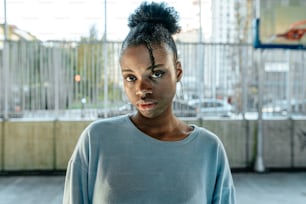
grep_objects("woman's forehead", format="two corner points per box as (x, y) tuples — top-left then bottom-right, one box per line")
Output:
(120, 45), (175, 71)
(122, 44), (173, 60)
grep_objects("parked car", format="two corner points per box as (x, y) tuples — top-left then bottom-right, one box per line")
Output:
(0, 105), (24, 119)
(188, 98), (234, 117)
(262, 99), (306, 117)
(172, 100), (197, 117)
(97, 104), (134, 118)
(262, 100), (288, 116)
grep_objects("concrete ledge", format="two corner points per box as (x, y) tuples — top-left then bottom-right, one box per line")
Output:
(0, 119), (305, 171)
(201, 119), (248, 168)
(263, 120), (292, 168)
(3, 121), (54, 170)
(54, 121), (92, 170)
(293, 120), (306, 167)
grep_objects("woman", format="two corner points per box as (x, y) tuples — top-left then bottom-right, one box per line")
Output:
(63, 2), (236, 204)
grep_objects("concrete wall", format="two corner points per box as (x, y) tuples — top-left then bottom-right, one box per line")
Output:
(0, 120), (92, 171)
(202, 120), (249, 168)
(54, 121), (92, 169)
(293, 120), (306, 167)
(0, 119), (306, 171)
(263, 120), (292, 168)
(4, 121), (55, 170)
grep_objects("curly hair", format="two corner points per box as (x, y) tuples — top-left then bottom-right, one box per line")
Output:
(120, 1), (181, 63)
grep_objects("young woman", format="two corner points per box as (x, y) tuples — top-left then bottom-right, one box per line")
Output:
(63, 2), (236, 204)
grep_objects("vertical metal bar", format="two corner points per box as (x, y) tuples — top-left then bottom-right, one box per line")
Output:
(29, 43), (34, 110)
(26, 43), (30, 111)
(22, 42), (27, 111)
(12, 42), (18, 112)
(211, 45), (216, 99)
(196, 43), (204, 119)
(3, 42), (9, 120)
(3, 0), (9, 119)
(92, 44), (96, 107)
(61, 43), (67, 113)
(103, 0), (108, 117)
(35, 42), (40, 110)
(96, 43), (101, 108)
(242, 45), (248, 119)
(4, 0), (8, 41)
(54, 47), (59, 119)
(47, 45), (52, 117)
(224, 45), (229, 101)
(74, 44), (78, 105)
(68, 43), (74, 110)
(286, 50), (292, 117)
(254, 49), (265, 172)
(40, 43), (43, 114)
(91, 44), (95, 108)
(82, 44), (86, 115)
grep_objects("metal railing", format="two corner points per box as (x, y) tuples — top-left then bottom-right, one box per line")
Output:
(1, 40), (306, 119)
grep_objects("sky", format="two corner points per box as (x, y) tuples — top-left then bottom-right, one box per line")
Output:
(0, 0), (211, 41)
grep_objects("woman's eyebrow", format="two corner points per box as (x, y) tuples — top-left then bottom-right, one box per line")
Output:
(146, 64), (164, 71)
(122, 64), (165, 72)
(121, 68), (133, 72)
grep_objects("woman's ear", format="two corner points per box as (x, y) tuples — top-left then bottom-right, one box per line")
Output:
(176, 61), (183, 82)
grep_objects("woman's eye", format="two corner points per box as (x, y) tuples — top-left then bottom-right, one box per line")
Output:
(125, 75), (137, 82)
(151, 70), (165, 79)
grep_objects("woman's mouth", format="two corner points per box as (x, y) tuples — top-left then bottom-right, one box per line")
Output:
(137, 101), (157, 111)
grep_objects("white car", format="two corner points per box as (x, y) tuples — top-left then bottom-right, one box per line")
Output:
(188, 98), (234, 118)
(262, 99), (306, 117)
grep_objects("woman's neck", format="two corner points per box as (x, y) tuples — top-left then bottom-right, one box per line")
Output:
(130, 112), (193, 141)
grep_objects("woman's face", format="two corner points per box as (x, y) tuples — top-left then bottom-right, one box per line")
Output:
(120, 44), (182, 119)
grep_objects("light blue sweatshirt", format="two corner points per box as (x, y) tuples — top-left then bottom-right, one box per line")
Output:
(63, 115), (236, 204)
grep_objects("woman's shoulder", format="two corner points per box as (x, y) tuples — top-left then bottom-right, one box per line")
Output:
(90, 114), (129, 128)
(191, 125), (229, 161)
(88, 114), (133, 130)
(192, 125), (223, 146)
(75, 115), (131, 147)
(80, 115), (131, 139)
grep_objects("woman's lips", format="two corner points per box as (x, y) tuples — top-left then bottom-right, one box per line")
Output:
(136, 101), (157, 111)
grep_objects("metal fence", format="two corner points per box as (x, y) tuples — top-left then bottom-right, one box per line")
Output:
(1, 40), (306, 119)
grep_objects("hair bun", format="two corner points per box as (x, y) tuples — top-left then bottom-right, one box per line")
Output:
(128, 2), (181, 35)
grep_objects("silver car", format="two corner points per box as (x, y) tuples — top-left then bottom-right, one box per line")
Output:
(188, 98), (234, 117)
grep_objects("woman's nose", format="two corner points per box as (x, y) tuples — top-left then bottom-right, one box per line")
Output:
(136, 90), (153, 99)
(136, 78), (152, 97)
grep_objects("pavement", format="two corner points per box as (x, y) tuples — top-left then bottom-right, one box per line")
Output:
(233, 172), (306, 204)
(0, 172), (305, 204)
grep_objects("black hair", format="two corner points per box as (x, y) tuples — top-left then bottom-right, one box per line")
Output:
(120, 1), (181, 65)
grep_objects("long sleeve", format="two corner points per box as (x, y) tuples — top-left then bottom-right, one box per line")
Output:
(212, 144), (236, 204)
(62, 126), (91, 204)
(62, 160), (89, 204)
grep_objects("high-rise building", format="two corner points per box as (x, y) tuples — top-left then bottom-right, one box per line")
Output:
(208, 0), (253, 101)
(211, 0), (252, 43)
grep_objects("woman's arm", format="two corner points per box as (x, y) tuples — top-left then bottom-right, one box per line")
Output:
(212, 144), (236, 204)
